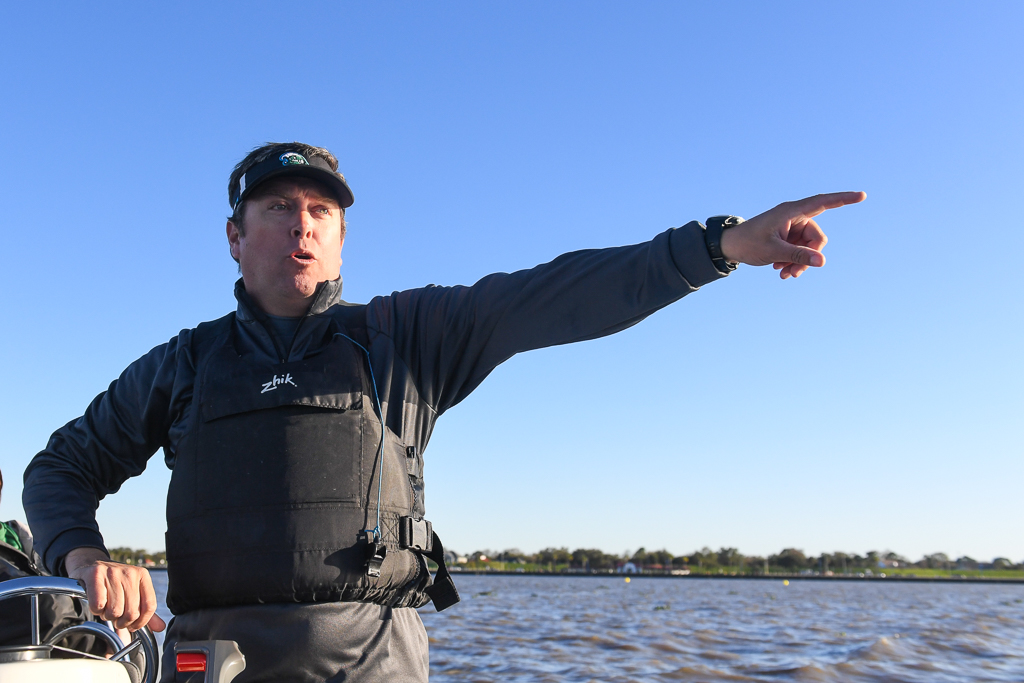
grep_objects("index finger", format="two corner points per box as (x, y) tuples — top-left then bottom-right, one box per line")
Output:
(792, 191), (866, 217)
(86, 571), (108, 616)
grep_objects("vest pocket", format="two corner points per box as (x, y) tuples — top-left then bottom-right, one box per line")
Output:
(194, 353), (366, 510)
(196, 404), (364, 509)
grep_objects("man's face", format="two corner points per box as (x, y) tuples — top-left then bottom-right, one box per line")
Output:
(226, 178), (345, 316)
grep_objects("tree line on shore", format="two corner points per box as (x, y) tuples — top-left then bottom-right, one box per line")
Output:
(97, 546), (1023, 574)
(107, 547), (166, 566)
(452, 547), (1023, 574)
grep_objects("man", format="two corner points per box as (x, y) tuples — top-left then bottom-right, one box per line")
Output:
(23, 141), (864, 681)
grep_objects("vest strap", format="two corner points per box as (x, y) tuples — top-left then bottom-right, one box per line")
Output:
(420, 531), (460, 612)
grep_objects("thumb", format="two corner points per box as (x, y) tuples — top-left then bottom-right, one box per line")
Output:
(148, 613), (167, 632)
(780, 244), (825, 268)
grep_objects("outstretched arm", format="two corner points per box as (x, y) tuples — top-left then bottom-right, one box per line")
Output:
(379, 192), (866, 420)
(721, 191), (866, 279)
(374, 222), (724, 416)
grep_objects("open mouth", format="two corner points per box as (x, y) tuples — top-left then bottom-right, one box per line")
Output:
(291, 250), (316, 263)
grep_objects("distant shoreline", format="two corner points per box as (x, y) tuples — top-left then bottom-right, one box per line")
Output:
(447, 570), (1024, 585)
(144, 566), (1024, 585)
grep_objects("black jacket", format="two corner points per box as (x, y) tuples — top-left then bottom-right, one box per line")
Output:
(23, 223), (725, 575)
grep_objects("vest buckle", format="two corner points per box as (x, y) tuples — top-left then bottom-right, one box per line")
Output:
(399, 517), (433, 552)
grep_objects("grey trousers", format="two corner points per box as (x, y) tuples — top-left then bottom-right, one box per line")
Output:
(160, 603), (429, 683)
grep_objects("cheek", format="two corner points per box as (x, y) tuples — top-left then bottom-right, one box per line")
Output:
(322, 246), (342, 268)
(238, 234), (275, 268)
(320, 229), (344, 255)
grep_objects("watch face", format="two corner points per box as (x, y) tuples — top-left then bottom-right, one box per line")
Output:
(707, 215), (744, 229)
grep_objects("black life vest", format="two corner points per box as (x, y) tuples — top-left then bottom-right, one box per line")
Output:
(164, 312), (456, 614)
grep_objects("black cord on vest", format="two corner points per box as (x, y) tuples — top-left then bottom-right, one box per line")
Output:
(332, 333), (386, 544)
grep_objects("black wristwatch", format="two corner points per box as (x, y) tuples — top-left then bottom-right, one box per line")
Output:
(704, 215), (744, 274)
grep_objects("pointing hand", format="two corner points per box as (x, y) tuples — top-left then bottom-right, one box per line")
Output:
(720, 191), (866, 279)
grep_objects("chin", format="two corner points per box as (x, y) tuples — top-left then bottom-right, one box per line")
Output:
(292, 273), (325, 297)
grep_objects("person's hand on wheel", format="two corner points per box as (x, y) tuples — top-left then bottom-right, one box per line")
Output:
(65, 547), (166, 647)
(720, 191), (866, 279)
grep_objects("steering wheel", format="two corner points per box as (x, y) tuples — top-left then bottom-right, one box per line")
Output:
(0, 576), (158, 683)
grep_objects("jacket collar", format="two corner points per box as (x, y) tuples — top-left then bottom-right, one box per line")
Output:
(234, 277), (344, 322)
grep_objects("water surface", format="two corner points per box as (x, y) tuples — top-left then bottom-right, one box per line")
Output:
(419, 575), (1024, 682)
(151, 572), (1024, 681)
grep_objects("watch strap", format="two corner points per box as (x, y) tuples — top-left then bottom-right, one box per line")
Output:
(704, 215), (744, 274)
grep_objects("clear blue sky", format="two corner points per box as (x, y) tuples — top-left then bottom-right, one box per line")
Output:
(0, 2), (1020, 563)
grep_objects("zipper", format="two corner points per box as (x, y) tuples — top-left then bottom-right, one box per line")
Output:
(286, 314), (310, 361)
(283, 282), (333, 361)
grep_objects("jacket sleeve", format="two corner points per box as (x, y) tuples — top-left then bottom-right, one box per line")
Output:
(370, 222), (725, 415)
(22, 331), (195, 574)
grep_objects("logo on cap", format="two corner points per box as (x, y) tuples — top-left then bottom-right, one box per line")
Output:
(280, 152), (309, 166)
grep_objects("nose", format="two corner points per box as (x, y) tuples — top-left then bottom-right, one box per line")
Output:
(290, 211), (315, 240)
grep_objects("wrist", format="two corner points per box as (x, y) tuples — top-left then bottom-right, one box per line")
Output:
(719, 228), (742, 264)
(64, 547), (111, 575)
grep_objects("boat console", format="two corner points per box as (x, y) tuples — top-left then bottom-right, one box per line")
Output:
(0, 576), (245, 683)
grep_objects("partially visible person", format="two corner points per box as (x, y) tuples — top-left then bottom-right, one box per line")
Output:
(0, 468), (110, 654)
(0, 472), (28, 556)
(0, 468), (42, 584)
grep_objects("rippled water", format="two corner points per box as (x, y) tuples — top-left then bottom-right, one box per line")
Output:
(151, 572), (1024, 681)
(419, 575), (1024, 682)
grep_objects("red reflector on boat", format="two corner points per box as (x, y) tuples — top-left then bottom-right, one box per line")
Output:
(177, 652), (207, 672)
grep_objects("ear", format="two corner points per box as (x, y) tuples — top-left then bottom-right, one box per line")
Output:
(226, 220), (242, 262)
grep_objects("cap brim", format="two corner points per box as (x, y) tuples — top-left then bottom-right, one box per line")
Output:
(240, 164), (354, 209)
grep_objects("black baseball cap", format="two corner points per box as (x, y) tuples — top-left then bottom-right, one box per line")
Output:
(230, 150), (354, 209)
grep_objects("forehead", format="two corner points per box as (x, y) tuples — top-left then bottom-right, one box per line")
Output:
(249, 177), (340, 206)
